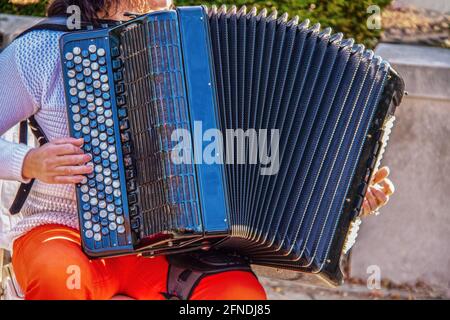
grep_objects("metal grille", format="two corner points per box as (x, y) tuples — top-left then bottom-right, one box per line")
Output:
(119, 16), (201, 238)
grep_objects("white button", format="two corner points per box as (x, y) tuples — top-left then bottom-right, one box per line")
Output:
(116, 216), (124, 225)
(72, 114), (81, 122)
(65, 52), (74, 60)
(109, 223), (117, 231)
(97, 48), (106, 56)
(101, 84), (110, 92)
(93, 81), (101, 89)
(83, 212), (92, 220)
(81, 117), (89, 126)
(71, 105), (80, 113)
(83, 68), (92, 77)
(84, 221), (92, 229)
(73, 47), (81, 55)
(78, 91), (87, 99)
(80, 184), (89, 193)
(104, 177), (112, 185)
(89, 44), (97, 53)
(98, 200), (106, 209)
(91, 129), (99, 138)
(77, 82), (86, 90)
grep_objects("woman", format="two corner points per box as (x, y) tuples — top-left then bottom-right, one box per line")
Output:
(0, 0), (394, 300)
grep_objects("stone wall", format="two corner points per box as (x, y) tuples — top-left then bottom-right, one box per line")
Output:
(0, 14), (41, 49)
(350, 43), (450, 298)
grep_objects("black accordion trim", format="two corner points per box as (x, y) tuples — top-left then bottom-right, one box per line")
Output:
(320, 68), (404, 285)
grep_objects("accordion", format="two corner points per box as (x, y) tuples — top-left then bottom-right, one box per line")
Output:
(60, 6), (404, 285)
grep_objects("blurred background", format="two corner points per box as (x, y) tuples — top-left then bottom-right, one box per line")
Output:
(0, 0), (449, 299)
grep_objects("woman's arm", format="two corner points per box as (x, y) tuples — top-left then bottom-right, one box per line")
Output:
(0, 36), (93, 184)
(0, 41), (39, 183)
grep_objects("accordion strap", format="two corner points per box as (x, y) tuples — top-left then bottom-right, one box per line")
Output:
(15, 16), (121, 39)
(164, 251), (254, 300)
(9, 116), (48, 215)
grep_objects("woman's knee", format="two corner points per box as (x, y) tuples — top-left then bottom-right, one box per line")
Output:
(12, 227), (99, 299)
(191, 271), (267, 300)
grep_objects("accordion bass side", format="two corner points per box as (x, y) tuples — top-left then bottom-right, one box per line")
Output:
(60, 6), (404, 285)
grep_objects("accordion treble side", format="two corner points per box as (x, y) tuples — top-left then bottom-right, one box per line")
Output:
(60, 6), (405, 285)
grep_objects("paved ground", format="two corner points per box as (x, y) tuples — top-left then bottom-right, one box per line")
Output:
(260, 276), (447, 300)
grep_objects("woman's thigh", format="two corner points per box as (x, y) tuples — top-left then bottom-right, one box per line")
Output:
(12, 224), (119, 299)
(12, 224), (266, 300)
(118, 256), (266, 300)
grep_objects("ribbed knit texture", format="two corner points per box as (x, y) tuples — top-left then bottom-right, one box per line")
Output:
(0, 31), (79, 249)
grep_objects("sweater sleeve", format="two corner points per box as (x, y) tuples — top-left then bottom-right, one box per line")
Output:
(0, 40), (39, 183)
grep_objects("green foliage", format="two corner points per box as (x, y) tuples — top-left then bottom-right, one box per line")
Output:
(0, 0), (49, 17)
(177, 0), (392, 47)
(0, 0), (392, 47)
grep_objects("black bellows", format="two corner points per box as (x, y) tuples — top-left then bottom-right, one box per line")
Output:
(206, 5), (403, 283)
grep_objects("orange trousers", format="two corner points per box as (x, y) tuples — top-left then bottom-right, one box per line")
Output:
(12, 224), (266, 300)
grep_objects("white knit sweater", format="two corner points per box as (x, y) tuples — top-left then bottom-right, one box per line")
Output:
(0, 30), (79, 247)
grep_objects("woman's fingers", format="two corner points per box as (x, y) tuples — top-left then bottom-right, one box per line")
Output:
(52, 143), (85, 156)
(53, 175), (86, 184)
(365, 188), (379, 212)
(362, 199), (371, 216)
(371, 186), (388, 207)
(372, 166), (390, 185)
(52, 137), (84, 146)
(54, 165), (93, 176)
(380, 178), (395, 196)
(54, 154), (92, 167)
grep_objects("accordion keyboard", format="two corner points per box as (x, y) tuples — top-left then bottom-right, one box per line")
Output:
(62, 35), (135, 255)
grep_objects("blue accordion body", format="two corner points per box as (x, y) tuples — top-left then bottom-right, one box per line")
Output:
(60, 6), (404, 285)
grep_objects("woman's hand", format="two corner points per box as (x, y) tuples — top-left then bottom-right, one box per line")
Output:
(361, 166), (395, 216)
(22, 137), (93, 184)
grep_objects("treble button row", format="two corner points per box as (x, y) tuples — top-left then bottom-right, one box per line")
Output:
(64, 43), (129, 246)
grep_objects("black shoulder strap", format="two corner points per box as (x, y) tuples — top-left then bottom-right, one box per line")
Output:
(16, 16), (120, 39)
(164, 251), (254, 300)
(9, 117), (49, 215)
(9, 17), (118, 215)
